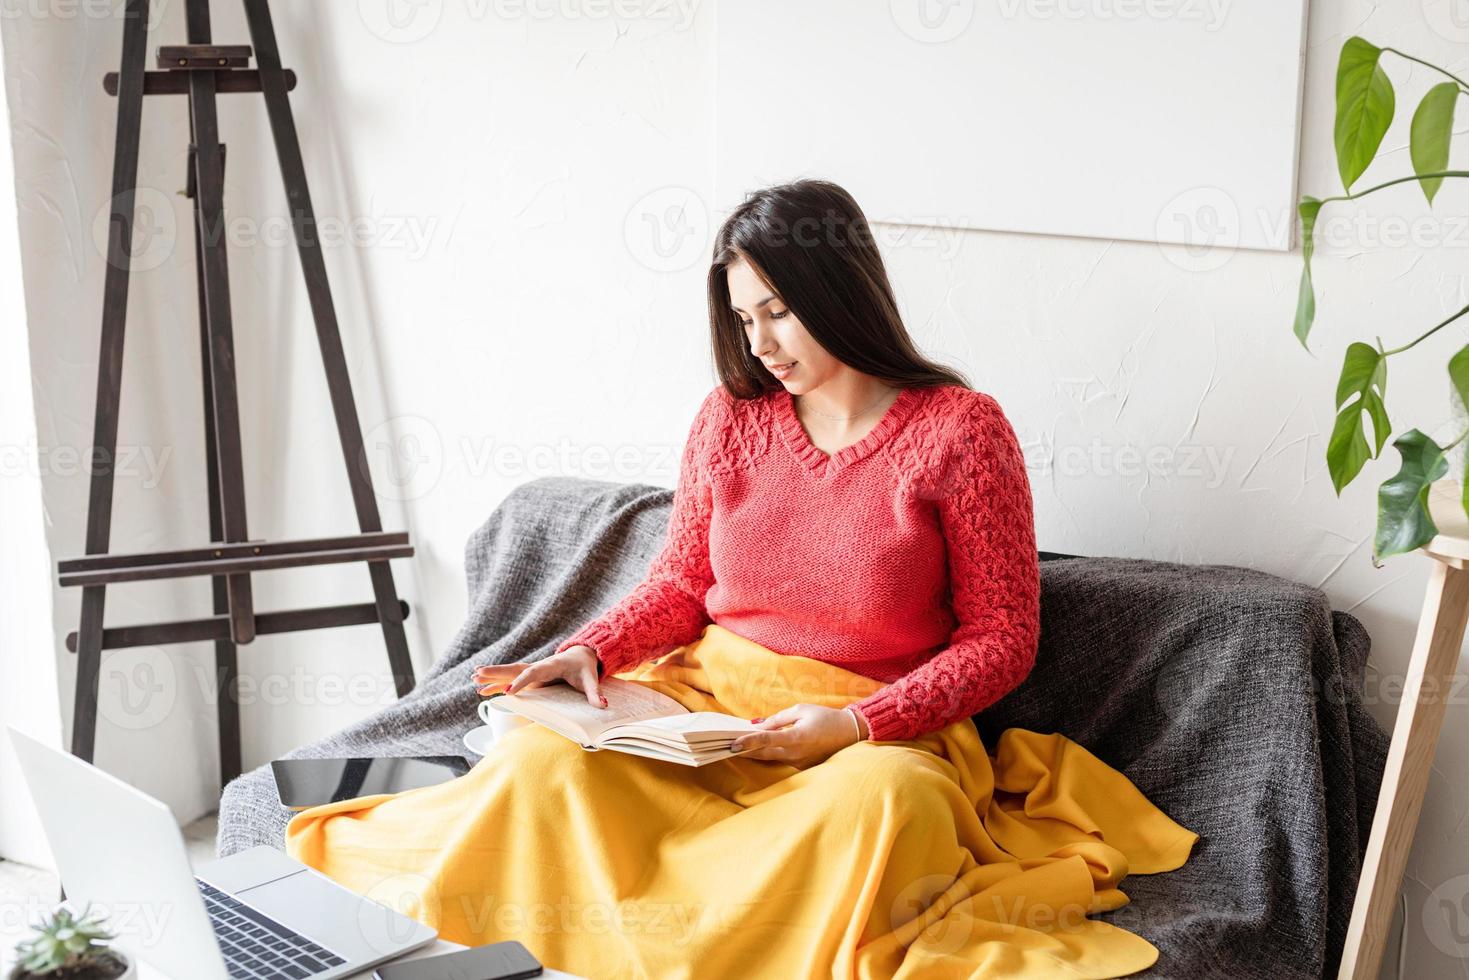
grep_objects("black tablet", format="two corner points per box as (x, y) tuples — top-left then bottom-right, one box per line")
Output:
(374, 941), (543, 980)
(271, 756), (471, 810)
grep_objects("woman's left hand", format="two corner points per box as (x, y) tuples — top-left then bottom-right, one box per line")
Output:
(730, 704), (865, 766)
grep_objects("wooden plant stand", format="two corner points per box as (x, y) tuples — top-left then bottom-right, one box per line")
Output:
(1339, 478), (1469, 976)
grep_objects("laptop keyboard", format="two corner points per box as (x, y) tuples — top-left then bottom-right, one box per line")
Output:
(197, 877), (348, 979)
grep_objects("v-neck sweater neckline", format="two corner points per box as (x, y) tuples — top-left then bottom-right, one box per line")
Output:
(772, 385), (922, 476)
(555, 381), (1043, 744)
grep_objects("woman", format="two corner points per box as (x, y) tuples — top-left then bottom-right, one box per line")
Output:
(475, 178), (1042, 765)
(286, 180), (1196, 979)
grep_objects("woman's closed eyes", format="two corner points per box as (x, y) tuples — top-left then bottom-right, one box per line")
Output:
(740, 309), (789, 328)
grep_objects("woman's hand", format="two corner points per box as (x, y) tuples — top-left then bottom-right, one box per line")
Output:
(729, 704), (866, 766)
(473, 645), (608, 708)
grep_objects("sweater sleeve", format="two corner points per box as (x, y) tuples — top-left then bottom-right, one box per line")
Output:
(846, 392), (1041, 742)
(553, 387), (723, 677)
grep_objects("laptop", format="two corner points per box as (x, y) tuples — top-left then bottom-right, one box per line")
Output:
(8, 727), (438, 980)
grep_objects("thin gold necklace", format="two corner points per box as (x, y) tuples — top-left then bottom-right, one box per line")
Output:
(798, 385), (897, 421)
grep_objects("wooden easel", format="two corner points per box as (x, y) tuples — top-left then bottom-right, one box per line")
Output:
(58, 0), (417, 787)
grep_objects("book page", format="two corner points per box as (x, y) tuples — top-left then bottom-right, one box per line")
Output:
(595, 737), (751, 768)
(492, 676), (686, 742)
(612, 712), (759, 738)
(602, 729), (731, 751)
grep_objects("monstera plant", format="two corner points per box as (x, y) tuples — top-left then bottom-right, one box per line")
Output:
(1294, 36), (1469, 566)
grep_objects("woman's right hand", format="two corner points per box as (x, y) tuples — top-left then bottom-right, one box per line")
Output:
(473, 645), (608, 708)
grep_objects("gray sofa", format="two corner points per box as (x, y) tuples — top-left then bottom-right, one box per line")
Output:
(218, 476), (1389, 979)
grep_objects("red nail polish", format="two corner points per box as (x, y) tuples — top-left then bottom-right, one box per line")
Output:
(750, 717), (764, 723)
(600, 695), (609, 707)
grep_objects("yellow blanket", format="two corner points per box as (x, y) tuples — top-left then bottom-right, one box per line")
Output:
(285, 624), (1197, 978)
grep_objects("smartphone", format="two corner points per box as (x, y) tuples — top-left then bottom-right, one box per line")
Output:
(270, 756), (470, 810)
(373, 941), (543, 980)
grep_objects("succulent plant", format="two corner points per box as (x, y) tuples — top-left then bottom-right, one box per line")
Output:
(12, 904), (125, 978)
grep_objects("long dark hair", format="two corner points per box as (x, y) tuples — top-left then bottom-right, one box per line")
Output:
(706, 179), (971, 401)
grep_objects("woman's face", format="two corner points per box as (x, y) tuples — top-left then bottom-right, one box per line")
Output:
(726, 256), (838, 393)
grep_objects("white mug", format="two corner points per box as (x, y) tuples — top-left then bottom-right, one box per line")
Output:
(477, 696), (533, 746)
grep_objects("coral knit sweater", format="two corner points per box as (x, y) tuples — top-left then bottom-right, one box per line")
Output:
(555, 382), (1042, 743)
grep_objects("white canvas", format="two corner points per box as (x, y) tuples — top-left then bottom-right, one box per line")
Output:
(715, 0), (1310, 252)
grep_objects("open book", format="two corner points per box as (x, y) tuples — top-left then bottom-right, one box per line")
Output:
(481, 676), (761, 766)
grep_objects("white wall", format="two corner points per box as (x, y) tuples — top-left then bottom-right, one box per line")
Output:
(715, 0), (1309, 250)
(2, 0), (1466, 975)
(0, 19), (63, 870)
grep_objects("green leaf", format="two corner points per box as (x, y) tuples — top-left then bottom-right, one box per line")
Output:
(1328, 341), (1390, 492)
(1462, 450), (1469, 537)
(1363, 391), (1391, 456)
(1450, 343), (1469, 415)
(1410, 82), (1459, 204)
(1328, 405), (1372, 494)
(1333, 341), (1385, 408)
(1293, 197), (1322, 349)
(1375, 428), (1448, 561)
(1335, 37), (1395, 192)
(1450, 344), (1469, 528)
